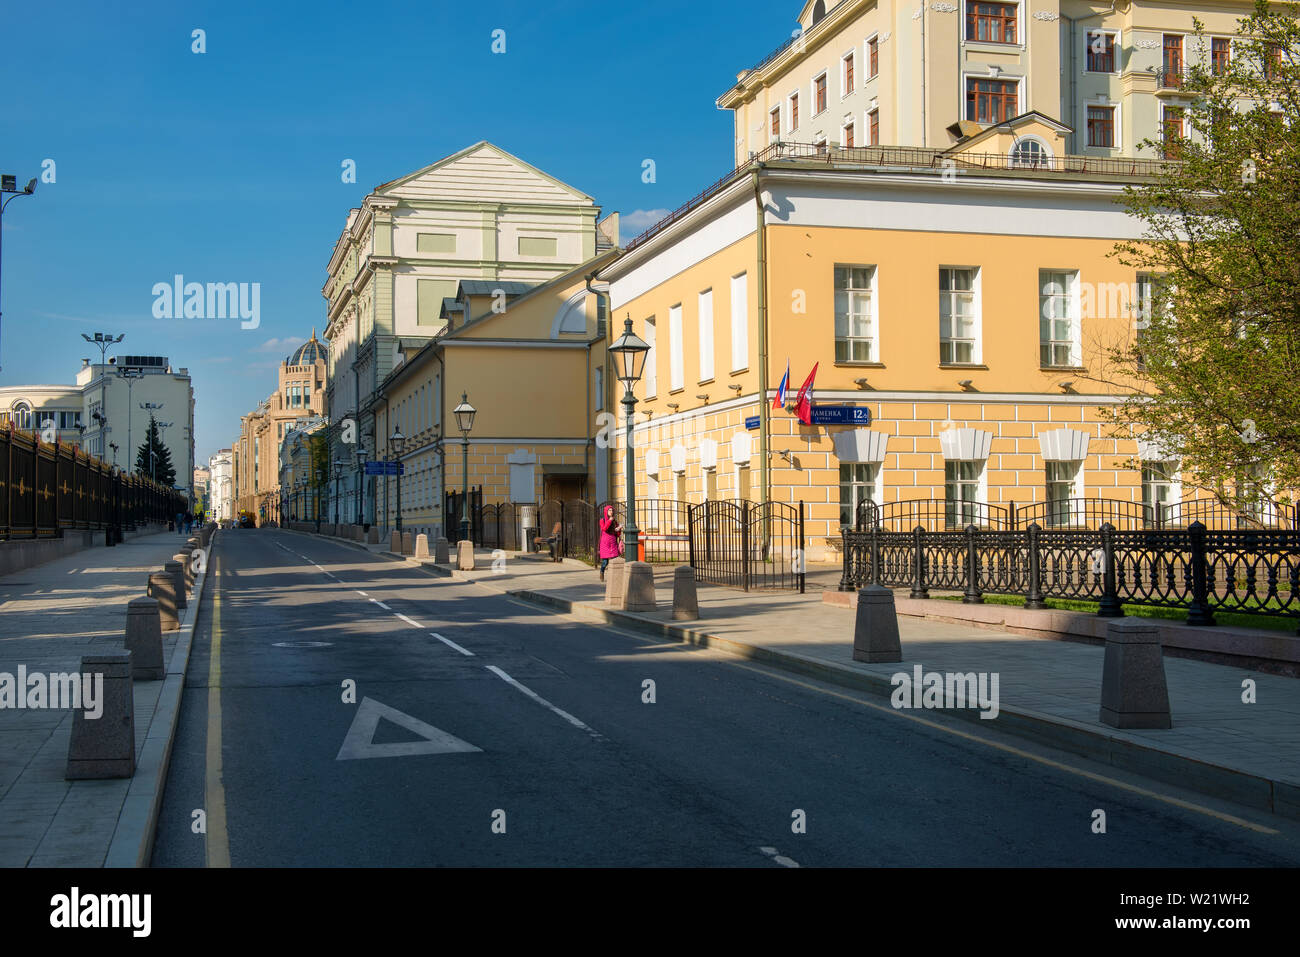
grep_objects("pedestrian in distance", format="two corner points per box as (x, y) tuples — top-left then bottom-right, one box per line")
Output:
(598, 504), (622, 582)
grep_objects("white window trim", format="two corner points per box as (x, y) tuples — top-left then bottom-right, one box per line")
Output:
(841, 117), (855, 147)
(841, 49), (856, 97)
(939, 265), (982, 365)
(835, 264), (879, 363)
(731, 272), (749, 372)
(962, 0), (1026, 50)
(812, 71), (829, 117)
(698, 289), (715, 382)
(866, 107), (880, 146)
(769, 105), (782, 143)
(1085, 99), (1122, 151)
(644, 316), (657, 397)
(1082, 28), (1121, 74)
(788, 90), (800, 133)
(864, 34), (880, 80)
(961, 71), (1023, 124)
(1161, 102), (1185, 140)
(1008, 134), (1054, 168)
(668, 303), (684, 392)
(1038, 268), (1082, 367)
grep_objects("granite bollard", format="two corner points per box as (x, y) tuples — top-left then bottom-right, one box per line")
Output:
(148, 572), (180, 631)
(434, 537), (450, 563)
(671, 564), (698, 621)
(414, 534), (430, 559)
(165, 560), (187, 609)
(402, 531), (414, 556)
(366, 527), (380, 545)
(124, 597), (165, 680)
(457, 540), (476, 570)
(174, 553), (195, 594)
(1100, 618), (1172, 729)
(604, 557), (626, 608)
(66, 653), (135, 779)
(623, 561), (657, 613)
(852, 585), (903, 663)
(390, 530), (402, 553)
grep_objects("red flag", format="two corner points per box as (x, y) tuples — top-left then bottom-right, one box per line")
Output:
(795, 362), (818, 425)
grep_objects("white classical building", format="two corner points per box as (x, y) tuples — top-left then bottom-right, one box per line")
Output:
(208, 448), (233, 521)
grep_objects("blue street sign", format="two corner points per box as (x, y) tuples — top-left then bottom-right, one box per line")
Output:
(364, 461), (404, 476)
(745, 416), (760, 430)
(808, 405), (872, 426)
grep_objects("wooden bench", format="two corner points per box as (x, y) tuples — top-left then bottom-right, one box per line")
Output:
(533, 522), (563, 562)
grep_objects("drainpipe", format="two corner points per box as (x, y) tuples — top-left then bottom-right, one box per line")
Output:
(585, 271), (611, 502)
(921, 2), (928, 147)
(434, 346), (446, 538)
(751, 164), (770, 509)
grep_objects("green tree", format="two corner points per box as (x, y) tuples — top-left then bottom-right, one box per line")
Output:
(1104, 0), (1300, 512)
(135, 415), (176, 487)
(310, 432), (331, 520)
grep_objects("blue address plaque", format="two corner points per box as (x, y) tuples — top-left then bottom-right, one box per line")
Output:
(809, 405), (872, 426)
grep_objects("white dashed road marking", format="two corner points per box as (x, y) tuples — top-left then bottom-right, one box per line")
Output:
(758, 846), (800, 868)
(486, 665), (603, 740)
(395, 613), (422, 628)
(430, 632), (475, 657)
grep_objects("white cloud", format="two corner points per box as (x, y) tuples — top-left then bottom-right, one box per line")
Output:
(253, 337), (304, 353)
(620, 209), (671, 244)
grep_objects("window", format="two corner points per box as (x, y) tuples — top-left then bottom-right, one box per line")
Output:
(594, 367), (604, 412)
(698, 290), (714, 381)
(868, 36), (879, 77)
(11, 403), (31, 431)
(967, 2), (1017, 44)
(1162, 106), (1184, 159)
(730, 273), (748, 371)
(945, 461), (983, 527)
(844, 121), (855, 147)
(675, 472), (687, 502)
(1045, 461), (1083, 526)
(1010, 137), (1050, 167)
(1211, 37), (1230, 75)
(669, 304), (684, 391)
(705, 468), (718, 501)
(790, 92), (799, 130)
(843, 52), (855, 94)
(869, 109), (879, 145)
(1264, 42), (1283, 80)
(647, 471), (659, 505)
(814, 73), (827, 115)
(939, 267), (978, 364)
(644, 317), (657, 396)
(839, 463), (879, 527)
(966, 78), (1018, 123)
(1039, 270), (1079, 367)
(1142, 461), (1178, 523)
(770, 107), (781, 138)
(1162, 34), (1184, 86)
(834, 265), (876, 362)
(1087, 105), (1115, 147)
(736, 463), (751, 501)
(1086, 31), (1116, 73)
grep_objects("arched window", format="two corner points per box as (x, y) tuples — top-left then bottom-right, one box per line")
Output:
(812, 1), (826, 24)
(1009, 136), (1052, 169)
(11, 402), (32, 431)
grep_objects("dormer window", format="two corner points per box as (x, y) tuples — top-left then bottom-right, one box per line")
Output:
(812, 0), (826, 25)
(1009, 136), (1051, 168)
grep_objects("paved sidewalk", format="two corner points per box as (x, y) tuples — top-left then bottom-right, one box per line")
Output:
(0, 530), (201, 866)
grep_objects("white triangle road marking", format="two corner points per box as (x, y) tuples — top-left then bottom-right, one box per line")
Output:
(335, 696), (482, 761)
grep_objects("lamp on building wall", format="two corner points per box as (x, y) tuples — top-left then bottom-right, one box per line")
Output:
(453, 394), (476, 543)
(607, 315), (649, 560)
(390, 427), (406, 532)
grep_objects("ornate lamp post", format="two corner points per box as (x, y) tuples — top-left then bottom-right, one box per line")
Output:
(81, 331), (123, 458)
(452, 393), (476, 543)
(333, 460), (344, 526)
(355, 444), (368, 528)
(607, 316), (649, 561)
(390, 428), (405, 533)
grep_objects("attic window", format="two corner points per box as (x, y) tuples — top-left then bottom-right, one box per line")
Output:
(1009, 136), (1051, 169)
(812, 1), (826, 24)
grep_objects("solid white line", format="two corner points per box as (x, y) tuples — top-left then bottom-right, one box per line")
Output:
(395, 613), (422, 628)
(356, 591), (368, 597)
(430, 632), (475, 657)
(485, 665), (603, 740)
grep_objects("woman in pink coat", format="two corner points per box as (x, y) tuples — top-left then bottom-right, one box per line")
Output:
(598, 504), (622, 581)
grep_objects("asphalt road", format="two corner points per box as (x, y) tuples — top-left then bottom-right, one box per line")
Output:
(152, 528), (1300, 867)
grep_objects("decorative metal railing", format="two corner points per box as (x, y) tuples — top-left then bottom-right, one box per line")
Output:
(689, 499), (805, 593)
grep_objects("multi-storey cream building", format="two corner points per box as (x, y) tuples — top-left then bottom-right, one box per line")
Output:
(322, 142), (607, 527)
(719, 0), (1260, 164)
(233, 334), (327, 523)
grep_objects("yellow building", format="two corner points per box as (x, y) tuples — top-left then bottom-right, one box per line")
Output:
(367, 250), (618, 540)
(598, 124), (1266, 564)
(719, 0), (1262, 163)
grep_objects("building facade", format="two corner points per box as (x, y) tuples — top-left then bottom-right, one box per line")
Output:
(718, 0), (1260, 164)
(209, 449), (233, 521)
(322, 141), (609, 527)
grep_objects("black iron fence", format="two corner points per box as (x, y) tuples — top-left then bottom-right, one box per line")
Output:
(689, 500), (805, 592)
(854, 497), (1298, 533)
(840, 521), (1300, 630)
(1, 427), (183, 540)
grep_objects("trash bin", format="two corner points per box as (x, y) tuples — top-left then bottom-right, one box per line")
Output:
(519, 505), (538, 552)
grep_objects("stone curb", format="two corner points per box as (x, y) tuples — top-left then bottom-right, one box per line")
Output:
(508, 588), (1300, 822)
(104, 532), (214, 868)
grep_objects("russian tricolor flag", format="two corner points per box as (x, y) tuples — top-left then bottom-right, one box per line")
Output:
(773, 360), (790, 411)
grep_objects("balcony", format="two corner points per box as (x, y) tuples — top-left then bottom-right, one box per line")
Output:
(1155, 67), (1190, 94)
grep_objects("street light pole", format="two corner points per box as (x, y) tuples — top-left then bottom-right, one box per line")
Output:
(607, 316), (650, 561)
(333, 461), (343, 526)
(390, 428), (405, 533)
(0, 174), (37, 373)
(355, 446), (367, 528)
(116, 368), (143, 472)
(453, 393), (477, 544)
(81, 331), (124, 459)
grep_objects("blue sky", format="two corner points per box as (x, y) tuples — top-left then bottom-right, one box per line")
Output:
(0, 0), (799, 464)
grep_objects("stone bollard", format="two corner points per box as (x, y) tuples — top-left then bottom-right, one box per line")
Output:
(402, 531), (414, 556)
(165, 560), (188, 609)
(852, 585), (903, 663)
(174, 553), (195, 594)
(414, 534), (430, 559)
(366, 527), (379, 545)
(434, 537), (450, 563)
(456, 540), (476, 571)
(672, 565), (699, 621)
(390, 530), (402, 553)
(623, 561), (657, 613)
(604, 557), (626, 608)
(66, 653), (136, 780)
(124, 597), (165, 680)
(148, 572), (180, 631)
(1099, 618), (1172, 729)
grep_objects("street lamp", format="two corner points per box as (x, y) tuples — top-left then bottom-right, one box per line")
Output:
(81, 331), (123, 458)
(0, 174), (37, 373)
(607, 315), (649, 561)
(355, 444), (368, 528)
(453, 393), (476, 543)
(390, 427), (405, 533)
(333, 460), (344, 526)
(116, 368), (144, 470)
